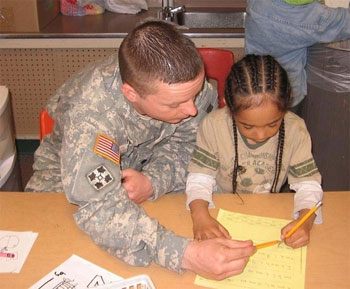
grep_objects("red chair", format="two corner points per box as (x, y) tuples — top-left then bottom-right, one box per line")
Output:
(198, 48), (234, 108)
(39, 48), (234, 140)
(39, 109), (55, 141)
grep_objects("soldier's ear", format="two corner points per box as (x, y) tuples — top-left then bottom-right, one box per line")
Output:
(121, 83), (140, 103)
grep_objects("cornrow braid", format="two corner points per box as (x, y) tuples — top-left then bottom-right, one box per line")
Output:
(225, 60), (251, 113)
(232, 119), (239, 193)
(245, 54), (261, 93)
(233, 68), (246, 95)
(271, 119), (285, 192)
(231, 119), (245, 204)
(263, 55), (275, 92)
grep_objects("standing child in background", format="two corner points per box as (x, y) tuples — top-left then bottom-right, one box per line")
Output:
(186, 54), (323, 249)
(245, 0), (350, 116)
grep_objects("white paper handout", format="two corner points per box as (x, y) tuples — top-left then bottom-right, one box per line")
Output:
(0, 230), (38, 273)
(30, 254), (123, 289)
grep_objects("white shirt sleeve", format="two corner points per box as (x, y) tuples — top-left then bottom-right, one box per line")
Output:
(185, 173), (216, 210)
(290, 180), (324, 224)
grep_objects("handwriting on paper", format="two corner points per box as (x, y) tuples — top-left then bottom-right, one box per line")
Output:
(195, 210), (306, 289)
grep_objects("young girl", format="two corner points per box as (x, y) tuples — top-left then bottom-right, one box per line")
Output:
(186, 54), (323, 249)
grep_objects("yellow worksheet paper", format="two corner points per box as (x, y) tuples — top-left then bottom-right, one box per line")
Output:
(195, 209), (306, 289)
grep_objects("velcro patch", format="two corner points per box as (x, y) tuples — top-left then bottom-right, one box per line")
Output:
(94, 133), (120, 165)
(206, 103), (214, 114)
(87, 165), (114, 190)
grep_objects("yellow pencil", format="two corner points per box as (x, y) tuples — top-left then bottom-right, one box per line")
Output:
(255, 240), (280, 249)
(255, 201), (322, 250)
(285, 201), (323, 239)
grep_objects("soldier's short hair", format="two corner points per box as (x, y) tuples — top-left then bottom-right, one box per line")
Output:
(118, 20), (204, 96)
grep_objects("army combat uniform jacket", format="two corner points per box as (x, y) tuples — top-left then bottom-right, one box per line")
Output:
(25, 54), (218, 272)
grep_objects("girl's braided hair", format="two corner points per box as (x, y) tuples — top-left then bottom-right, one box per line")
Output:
(225, 54), (291, 193)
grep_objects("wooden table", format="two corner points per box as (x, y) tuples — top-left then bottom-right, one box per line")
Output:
(0, 192), (349, 289)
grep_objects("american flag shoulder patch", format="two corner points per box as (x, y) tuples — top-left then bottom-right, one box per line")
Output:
(94, 133), (120, 165)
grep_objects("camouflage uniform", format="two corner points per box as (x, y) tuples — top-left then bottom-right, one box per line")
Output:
(25, 54), (217, 272)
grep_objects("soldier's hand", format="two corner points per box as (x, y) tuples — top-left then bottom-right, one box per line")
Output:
(181, 238), (255, 280)
(121, 168), (154, 204)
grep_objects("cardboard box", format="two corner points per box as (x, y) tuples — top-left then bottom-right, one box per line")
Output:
(0, 0), (60, 32)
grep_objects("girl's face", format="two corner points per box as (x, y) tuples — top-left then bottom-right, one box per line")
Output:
(234, 100), (285, 144)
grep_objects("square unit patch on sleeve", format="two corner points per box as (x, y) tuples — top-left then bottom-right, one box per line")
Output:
(94, 133), (120, 165)
(87, 165), (114, 190)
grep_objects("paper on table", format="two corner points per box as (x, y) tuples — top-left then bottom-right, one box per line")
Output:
(195, 209), (307, 289)
(29, 254), (123, 289)
(0, 230), (38, 273)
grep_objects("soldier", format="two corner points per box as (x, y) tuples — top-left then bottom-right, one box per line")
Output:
(25, 21), (255, 280)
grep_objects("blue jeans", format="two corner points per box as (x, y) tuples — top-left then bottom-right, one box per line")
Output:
(245, 0), (350, 106)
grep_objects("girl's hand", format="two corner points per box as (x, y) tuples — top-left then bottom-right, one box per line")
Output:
(193, 214), (231, 240)
(280, 209), (316, 248)
(189, 199), (230, 240)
